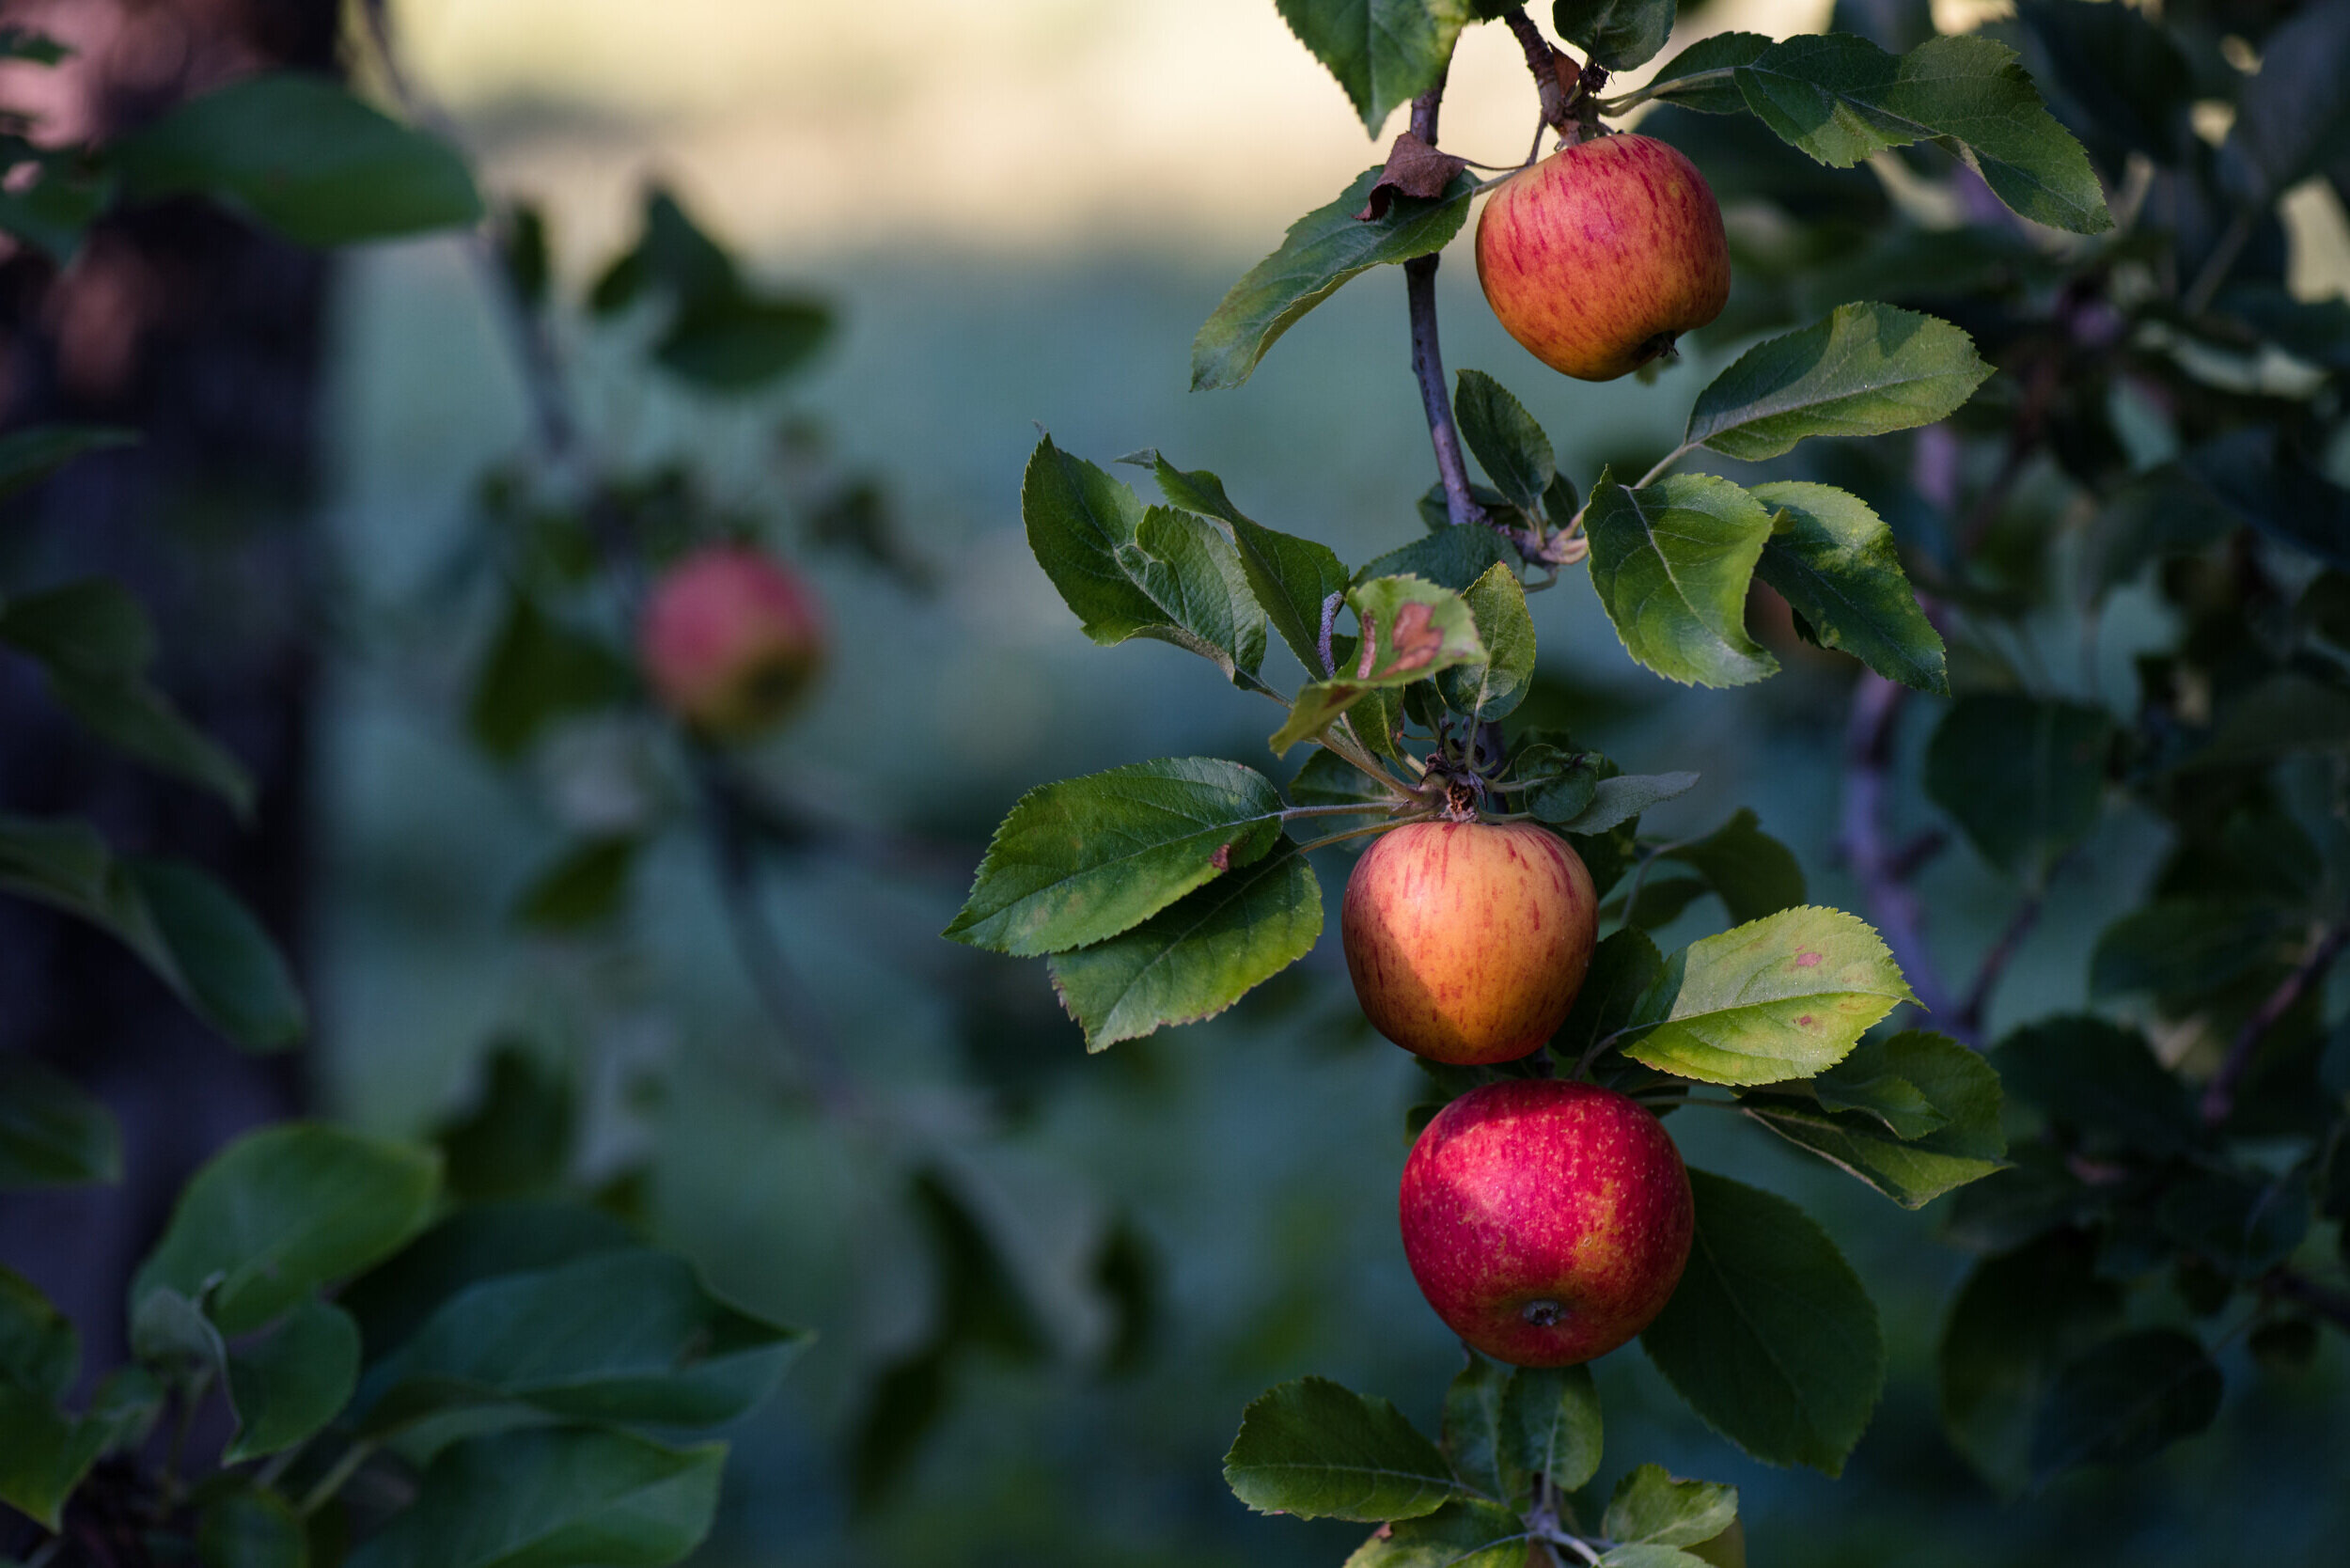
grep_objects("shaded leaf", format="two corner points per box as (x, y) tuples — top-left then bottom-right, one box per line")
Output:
(1583, 471), (1778, 688)
(1603, 1464), (1738, 1547)
(1356, 525), (1517, 594)
(948, 759), (1286, 955)
(2030, 1329), (2221, 1484)
(117, 73), (482, 245)
(1638, 33), (1772, 116)
(1545, 773), (1700, 835)
(0, 424), (137, 501)
(513, 835), (641, 933)
(1731, 33), (2110, 232)
(1991, 1015), (2198, 1157)
(1343, 1500), (1527, 1568)
(1049, 840), (1323, 1048)
(465, 592), (632, 760)
(1130, 449), (1353, 675)
(1498, 1363), (1602, 1498)
(1441, 1354), (1509, 1502)
(1453, 371), (1555, 513)
(224, 1298), (360, 1463)
(1654, 808), (1805, 926)
(1641, 1170), (1885, 1475)
(1021, 439), (1266, 685)
(346, 1428), (724, 1568)
(0, 1057), (120, 1189)
(337, 1200), (634, 1357)
(1686, 304), (1991, 463)
(1552, 0), (1677, 73)
(196, 1488), (306, 1568)
(1436, 561), (1536, 721)
(1923, 695), (2111, 878)
(132, 1123), (440, 1337)
(1274, 0), (1478, 135)
(1938, 1231), (2123, 1496)
(1193, 165), (1477, 390)
(1750, 481), (1946, 695)
(1224, 1375), (1458, 1522)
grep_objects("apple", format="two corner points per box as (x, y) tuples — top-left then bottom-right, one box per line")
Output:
(1400, 1079), (1693, 1367)
(1474, 133), (1731, 382)
(638, 544), (825, 739)
(1341, 821), (1596, 1065)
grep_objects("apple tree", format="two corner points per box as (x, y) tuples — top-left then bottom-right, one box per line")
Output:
(948, 0), (2350, 1559)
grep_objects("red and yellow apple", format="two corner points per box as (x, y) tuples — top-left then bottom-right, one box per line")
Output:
(638, 544), (825, 739)
(1401, 1079), (1694, 1367)
(1475, 133), (1731, 382)
(1341, 821), (1596, 1065)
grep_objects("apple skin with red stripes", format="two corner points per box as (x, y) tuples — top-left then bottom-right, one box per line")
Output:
(1340, 820), (1597, 1065)
(1401, 1079), (1695, 1366)
(1475, 133), (1731, 382)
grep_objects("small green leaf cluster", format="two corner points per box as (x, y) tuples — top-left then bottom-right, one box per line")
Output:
(1222, 1363), (1742, 1567)
(0, 1120), (804, 1565)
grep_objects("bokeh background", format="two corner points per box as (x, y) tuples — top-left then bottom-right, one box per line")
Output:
(156, 0), (2350, 1561)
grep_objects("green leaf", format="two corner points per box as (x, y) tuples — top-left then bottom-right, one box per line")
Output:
(513, 835), (642, 933)
(0, 1383), (106, 1530)
(356, 1247), (805, 1433)
(346, 1428), (724, 1568)
(1436, 562), (1537, 721)
(1731, 33), (2111, 233)
(1641, 1169), (1885, 1475)
(465, 591), (633, 760)
(1341, 1500), (1528, 1568)
(1441, 1354), (1509, 1502)
(1584, 471), (1778, 689)
(1224, 1374), (1458, 1522)
(1292, 748), (1409, 810)
(1551, 0), (1677, 73)
(337, 1200), (635, 1356)
(132, 1123), (440, 1337)
(947, 759), (1286, 955)
(1193, 165), (1477, 391)
(2029, 1329), (2221, 1485)
(0, 1056), (120, 1188)
(1938, 1231), (2123, 1497)
(1593, 1548), (1713, 1568)
(0, 424), (136, 500)
(117, 73), (483, 246)
(1745, 1029), (2007, 1209)
(1274, 0), (1477, 135)
(1638, 32), (1771, 115)
(1452, 371), (1556, 513)
(1540, 773), (1698, 835)
(0, 1268), (76, 1402)
(1654, 808), (1805, 926)
(434, 1045), (572, 1202)
(1048, 840), (1322, 1048)
(224, 1299), (360, 1464)
(2087, 898), (2293, 1004)
(1991, 1015), (2198, 1157)
(1622, 907), (1913, 1086)
(130, 1285), (229, 1381)
(1021, 439), (1266, 685)
(1356, 525), (1518, 594)
(1749, 481), (1947, 695)
(1274, 577), (1484, 754)
(0, 578), (255, 811)
(2012, 0), (2192, 168)
(1130, 450), (1353, 675)
(0, 816), (307, 1051)
(1497, 1363), (1602, 1497)
(1924, 696), (2111, 878)
(2158, 1167), (2311, 1279)
(655, 294), (829, 394)
(127, 860), (306, 1051)
(196, 1488), (306, 1568)
(1685, 305), (1992, 463)
(1603, 1464), (1738, 1547)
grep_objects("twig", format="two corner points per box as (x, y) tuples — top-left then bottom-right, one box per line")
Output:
(297, 1440), (377, 1517)
(699, 759), (865, 1118)
(1839, 673), (1958, 1027)
(1401, 75), (1488, 537)
(2182, 207), (2255, 317)
(1956, 870), (2058, 1042)
(1499, 8), (1574, 133)
(2201, 924), (2346, 1126)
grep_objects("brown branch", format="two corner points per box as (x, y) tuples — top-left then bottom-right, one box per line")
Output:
(2201, 923), (2347, 1127)
(1956, 886), (2045, 1043)
(1499, 8), (1575, 132)
(1402, 73), (1488, 536)
(1839, 673), (1959, 1028)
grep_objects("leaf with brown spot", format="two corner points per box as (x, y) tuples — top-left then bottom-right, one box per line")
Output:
(1356, 133), (1469, 220)
(1621, 907), (1915, 1086)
